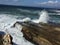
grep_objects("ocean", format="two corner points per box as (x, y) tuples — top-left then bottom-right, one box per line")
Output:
(0, 5), (60, 45)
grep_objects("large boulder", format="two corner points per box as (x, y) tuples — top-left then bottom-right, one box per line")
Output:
(3, 34), (13, 45)
(0, 31), (13, 45)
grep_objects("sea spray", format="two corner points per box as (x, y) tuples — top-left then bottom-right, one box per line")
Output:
(32, 10), (49, 23)
(39, 10), (49, 23)
(22, 17), (31, 22)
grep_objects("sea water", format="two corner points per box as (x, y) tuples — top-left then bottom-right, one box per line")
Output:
(0, 6), (60, 45)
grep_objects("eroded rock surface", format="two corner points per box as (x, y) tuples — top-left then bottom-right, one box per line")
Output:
(20, 22), (60, 45)
(0, 31), (13, 45)
(3, 34), (13, 45)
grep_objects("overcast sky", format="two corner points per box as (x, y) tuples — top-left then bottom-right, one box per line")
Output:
(0, 0), (60, 8)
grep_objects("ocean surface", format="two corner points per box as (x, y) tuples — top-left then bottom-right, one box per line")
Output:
(0, 5), (60, 45)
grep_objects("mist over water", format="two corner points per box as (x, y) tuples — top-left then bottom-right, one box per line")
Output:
(0, 7), (60, 45)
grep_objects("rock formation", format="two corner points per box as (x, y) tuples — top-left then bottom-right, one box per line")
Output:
(0, 31), (13, 45)
(17, 21), (60, 45)
(3, 34), (13, 45)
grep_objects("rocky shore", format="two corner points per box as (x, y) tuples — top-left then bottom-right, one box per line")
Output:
(1, 21), (60, 45)
(16, 21), (60, 45)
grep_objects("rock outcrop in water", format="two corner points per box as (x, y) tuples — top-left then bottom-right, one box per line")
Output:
(0, 31), (13, 45)
(15, 21), (60, 45)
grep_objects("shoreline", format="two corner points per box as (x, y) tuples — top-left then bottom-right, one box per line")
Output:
(15, 21), (60, 45)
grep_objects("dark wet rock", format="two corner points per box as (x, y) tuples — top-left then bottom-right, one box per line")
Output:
(17, 21), (60, 45)
(13, 42), (18, 45)
(0, 31), (5, 45)
(0, 31), (13, 45)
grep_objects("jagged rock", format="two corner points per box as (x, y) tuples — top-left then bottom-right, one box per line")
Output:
(0, 31), (13, 45)
(19, 22), (60, 45)
(3, 34), (13, 45)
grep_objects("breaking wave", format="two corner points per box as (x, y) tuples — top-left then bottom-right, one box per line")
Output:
(32, 10), (49, 23)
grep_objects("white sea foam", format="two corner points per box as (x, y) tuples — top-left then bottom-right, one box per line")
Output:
(22, 17), (31, 22)
(0, 14), (34, 45)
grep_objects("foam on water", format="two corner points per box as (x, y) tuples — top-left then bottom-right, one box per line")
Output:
(0, 14), (34, 45)
(22, 17), (31, 22)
